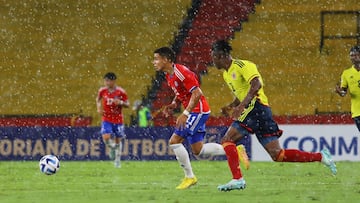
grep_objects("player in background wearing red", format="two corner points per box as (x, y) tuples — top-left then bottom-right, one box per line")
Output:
(211, 40), (337, 191)
(96, 72), (129, 168)
(152, 47), (239, 189)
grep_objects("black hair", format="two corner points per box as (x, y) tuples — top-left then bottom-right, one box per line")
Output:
(103, 72), (117, 80)
(211, 40), (232, 54)
(350, 45), (360, 53)
(154, 47), (176, 62)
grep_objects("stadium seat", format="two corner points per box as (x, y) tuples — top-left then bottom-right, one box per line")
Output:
(201, 0), (360, 116)
(0, 0), (192, 126)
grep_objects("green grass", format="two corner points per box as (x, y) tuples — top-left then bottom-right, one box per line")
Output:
(0, 161), (359, 203)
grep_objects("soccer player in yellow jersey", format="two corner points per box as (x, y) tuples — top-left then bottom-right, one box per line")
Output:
(335, 45), (360, 131)
(211, 40), (337, 192)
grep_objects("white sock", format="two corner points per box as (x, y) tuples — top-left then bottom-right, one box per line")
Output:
(105, 139), (115, 148)
(170, 143), (194, 178)
(104, 139), (111, 147)
(115, 142), (122, 161)
(110, 139), (116, 148)
(199, 143), (225, 156)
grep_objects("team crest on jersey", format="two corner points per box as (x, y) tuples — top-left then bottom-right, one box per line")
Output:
(174, 81), (178, 87)
(232, 72), (236, 79)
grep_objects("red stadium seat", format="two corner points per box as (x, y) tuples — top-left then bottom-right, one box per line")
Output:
(151, 0), (258, 126)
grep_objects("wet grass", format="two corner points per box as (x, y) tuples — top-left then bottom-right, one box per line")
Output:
(0, 161), (358, 203)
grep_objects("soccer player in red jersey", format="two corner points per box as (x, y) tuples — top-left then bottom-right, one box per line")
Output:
(211, 40), (337, 191)
(153, 47), (226, 189)
(96, 72), (129, 168)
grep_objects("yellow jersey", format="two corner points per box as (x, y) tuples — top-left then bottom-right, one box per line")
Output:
(340, 65), (360, 118)
(223, 59), (269, 121)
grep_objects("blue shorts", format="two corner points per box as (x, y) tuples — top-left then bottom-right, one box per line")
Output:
(231, 101), (283, 146)
(353, 116), (360, 132)
(174, 113), (209, 144)
(101, 121), (126, 138)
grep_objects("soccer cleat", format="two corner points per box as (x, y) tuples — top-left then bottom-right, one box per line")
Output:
(237, 144), (250, 170)
(320, 148), (337, 175)
(109, 147), (116, 160)
(176, 177), (198, 189)
(217, 178), (246, 192)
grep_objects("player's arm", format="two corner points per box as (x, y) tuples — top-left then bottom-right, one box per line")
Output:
(170, 95), (179, 108)
(335, 81), (347, 97)
(221, 98), (241, 116)
(232, 77), (261, 119)
(184, 87), (202, 113)
(96, 94), (103, 114)
(176, 87), (202, 129)
(162, 96), (179, 117)
(123, 100), (130, 108)
(114, 92), (130, 108)
(115, 100), (129, 108)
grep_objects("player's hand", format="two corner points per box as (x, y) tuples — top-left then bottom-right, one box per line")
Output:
(232, 104), (245, 120)
(221, 106), (231, 116)
(97, 108), (103, 115)
(114, 99), (124, 106)
(335, 84), (346, 97)
(163, 102), (177, 117)
(176, 113), (188, 130)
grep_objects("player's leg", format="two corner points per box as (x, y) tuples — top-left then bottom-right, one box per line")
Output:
(187, 113), (225, 157)
(253, 103), (319, 162)
(101, 121), (116, 160)
(217, 124), (246, 191)
(256, 105), (336, 175)
(113, 137), (123, 168)
(262, 138), (336, 174)
(264, 139), (321, 162)
(113, 124), (125, 168)
(192, 141), (225, 156)
(262, 139), (336, 175)
(102, 133), (113, 147)
(169, 133), (197, 189)
(236, 144), (250, 170)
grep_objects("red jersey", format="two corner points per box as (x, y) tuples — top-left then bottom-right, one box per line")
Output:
(97, 86), (128, 124)
(165, 64), (210, 114)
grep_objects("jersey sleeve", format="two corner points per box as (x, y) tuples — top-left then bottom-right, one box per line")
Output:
(239, 61), (260, 83)
(120, 89), (128, 102)
(181, 67), (200, 92)
(97, 88), (104, 99)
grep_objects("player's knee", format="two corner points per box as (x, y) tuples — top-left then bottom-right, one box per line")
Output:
(221, 135), (234, 144)
(114, 137), (122, 144)
(221, 128), (242, 144)
(169, 134), (184, 145)
(168, 139), (176, 145)
(169, 138), (181, 145)
(102, 134), (111, 140)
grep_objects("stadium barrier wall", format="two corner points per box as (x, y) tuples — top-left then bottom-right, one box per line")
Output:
(1, 125), (358, 161)
(252, 125), (359, 161)
(0, 127), (250, 161)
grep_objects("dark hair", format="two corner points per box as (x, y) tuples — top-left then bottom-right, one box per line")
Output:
(103, 72), (117, 80)
(350, 45), (360, 53)
(154, 47), (176, 62)
(211, 40), (232, 54)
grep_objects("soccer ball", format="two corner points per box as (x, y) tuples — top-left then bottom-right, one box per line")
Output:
(39, 155), (60, 175)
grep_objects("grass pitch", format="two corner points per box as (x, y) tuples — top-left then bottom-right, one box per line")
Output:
(0, 160), (359, 203)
